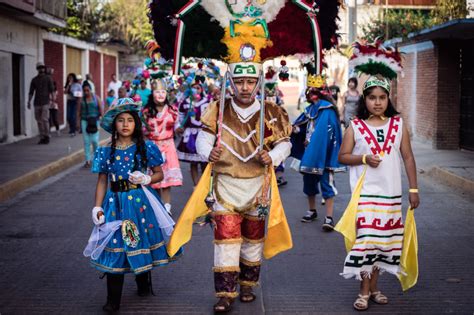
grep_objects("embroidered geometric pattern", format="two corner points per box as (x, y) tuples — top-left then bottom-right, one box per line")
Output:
(342, 194), (404, 279)
(352, 117), (401, 155)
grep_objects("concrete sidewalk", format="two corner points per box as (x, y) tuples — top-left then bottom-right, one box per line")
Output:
(412, 140), (474, 195)
(0, 130), (108, 202)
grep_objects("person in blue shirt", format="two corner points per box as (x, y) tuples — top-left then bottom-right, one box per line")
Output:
(291, 71), (345, 231)
(136, 79), (152, 105)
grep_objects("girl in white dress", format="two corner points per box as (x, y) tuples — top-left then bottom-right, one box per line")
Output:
(338, 75), (420, 310)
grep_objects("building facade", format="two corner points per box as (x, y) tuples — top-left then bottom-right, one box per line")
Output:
(0, 1), (120, 144)
(392, 19), (474, 150)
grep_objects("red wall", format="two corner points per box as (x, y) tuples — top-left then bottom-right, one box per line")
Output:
(89, 50), (102, 99)
(103, 54), (117, 99)
(43, 40), (64, 124)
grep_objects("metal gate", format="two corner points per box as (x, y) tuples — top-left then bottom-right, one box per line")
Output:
(460, 40), (474, 151)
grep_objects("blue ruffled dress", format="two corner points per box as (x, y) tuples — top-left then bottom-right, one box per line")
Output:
(90, 140), (181, 274)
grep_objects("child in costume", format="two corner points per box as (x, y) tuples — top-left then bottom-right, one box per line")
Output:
(336, 42), (420, 311)
(142, 79), (183, 214)
(176, 81), (210, 186)
(83, 98), (181, 312)
(291, 67), (344, 231)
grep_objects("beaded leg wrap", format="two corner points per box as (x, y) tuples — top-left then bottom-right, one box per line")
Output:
(213, 213), (243, 298)
(239, 213), (265, 287)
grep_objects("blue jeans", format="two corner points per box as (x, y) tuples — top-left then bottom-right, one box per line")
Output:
(67, 100), (77, 134)
(81, 119), (100, 162)
(303, 170), (338, 199)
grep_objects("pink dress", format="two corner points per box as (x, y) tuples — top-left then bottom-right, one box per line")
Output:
(143, 105), (183, 189)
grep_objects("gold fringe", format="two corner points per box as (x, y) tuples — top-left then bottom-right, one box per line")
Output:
(216, 291), (239, 299)
(240, 257), (262, 267)
(214, 238), (243, 245)
(104, 247), (124, 253)
(242, 236), (265, 244)
(150, 241), (165, 250)
(127, 249), (151, 257)
(239, 280), (259, 287)
(213, 210), (239, 216)
(213, 266), (240, 273)
(243, 214), (265, 222)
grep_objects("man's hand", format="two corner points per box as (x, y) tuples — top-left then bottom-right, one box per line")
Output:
(257, 150), (272, 166)
(209, 146), (223, 163)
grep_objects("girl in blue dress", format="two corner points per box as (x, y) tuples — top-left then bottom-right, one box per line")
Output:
(84, 98), (181, 312)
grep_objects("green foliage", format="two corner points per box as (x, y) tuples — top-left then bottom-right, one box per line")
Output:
(361, 9), (435, 42)
(431, 0), (468, 24)
(50, 0), (153, 53)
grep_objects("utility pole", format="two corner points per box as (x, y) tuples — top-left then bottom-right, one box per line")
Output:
(348, 0), (358, 44)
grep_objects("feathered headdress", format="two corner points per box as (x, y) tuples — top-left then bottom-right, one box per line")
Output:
(148, 0), (342, 76)
(350, 40), (402, 92)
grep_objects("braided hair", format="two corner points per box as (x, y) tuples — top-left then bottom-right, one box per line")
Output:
(109, 111), (147, 172)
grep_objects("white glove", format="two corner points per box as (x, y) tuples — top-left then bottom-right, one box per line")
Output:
(128, 171), (151, 185)
(92, 206), (105, 226)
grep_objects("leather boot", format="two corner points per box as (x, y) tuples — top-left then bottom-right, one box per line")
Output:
(135, 271), (151, 297)
(103, 273), (124, 312)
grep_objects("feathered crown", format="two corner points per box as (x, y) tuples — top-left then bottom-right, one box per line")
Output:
(350, 40), (402, 92)
(148, 0), (342, 76)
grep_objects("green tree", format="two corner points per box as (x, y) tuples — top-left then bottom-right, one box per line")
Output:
(100, 0), (153, 52)
(431, 0), (468, 24)
(361, 9), (435, 42)
(51, 0), (153, 53)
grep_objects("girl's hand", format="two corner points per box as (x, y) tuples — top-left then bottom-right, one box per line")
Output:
(409, 192), (420, 209)
(92, 206), (105, 225)
(366, 155), (382, 168)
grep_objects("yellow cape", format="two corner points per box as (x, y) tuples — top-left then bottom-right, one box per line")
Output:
(166, 164), (293, 259)
(334, 167), (418, 291)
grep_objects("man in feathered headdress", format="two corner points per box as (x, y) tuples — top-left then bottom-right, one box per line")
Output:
(195, 21), (293, 314)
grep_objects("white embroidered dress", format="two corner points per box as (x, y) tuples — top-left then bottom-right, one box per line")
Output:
(343, 116), (405, 280)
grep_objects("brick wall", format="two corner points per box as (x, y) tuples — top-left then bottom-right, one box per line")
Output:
(395, 52), (415, 135)
(435, 40), (461, 149)
(415, 47), (438, 142)
(43, 40), (64, 124)
(103, 54), (117, 98)
(88, 50), (101, 99)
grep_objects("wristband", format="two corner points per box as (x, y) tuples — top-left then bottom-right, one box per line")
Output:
(362, 154), (367, 165)
(409, 188), (419, 193)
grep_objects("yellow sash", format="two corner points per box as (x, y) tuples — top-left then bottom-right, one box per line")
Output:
(166, 165), (293, 259)
(334, 167), (367, 252)
(398, 207), (418, 291)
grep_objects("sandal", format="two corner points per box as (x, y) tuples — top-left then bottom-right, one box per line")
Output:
(240, 286), (256, 303)
(213, 297), (234, 313)
(353, 294), (370, 311)
(370, 291), (388, 304)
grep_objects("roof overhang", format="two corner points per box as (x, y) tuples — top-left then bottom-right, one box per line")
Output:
(407, 18), (474, 42)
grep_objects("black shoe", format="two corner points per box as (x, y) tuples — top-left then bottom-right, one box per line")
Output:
(277, 177), (288, 187)
(301, 209), (317, 222)
(103, 273), (124, 312)
(37, 138), (46, 144)
(135, 271), (151, 297)
(43, 137), (50, 144)
(322, 216), (335, 232)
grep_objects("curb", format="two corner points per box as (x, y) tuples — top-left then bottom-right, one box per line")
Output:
(0, 139), (108, 202)
(426, 166), (474, 195)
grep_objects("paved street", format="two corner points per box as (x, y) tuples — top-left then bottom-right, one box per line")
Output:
(0, 146), (473, 314)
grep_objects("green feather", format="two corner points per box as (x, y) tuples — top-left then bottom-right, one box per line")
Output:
(355, 61), (397, 80)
